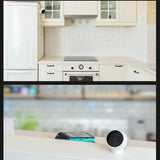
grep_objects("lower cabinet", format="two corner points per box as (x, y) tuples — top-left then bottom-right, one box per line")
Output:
(100, 64), (125, 81)
(4, 70), (37, 81)
(125, 65), (155, 81)
(125, 65), (139, 81)
(39, 71), (62, 81)
(39, 63), (63, 81)
(141, 72), (156, 81)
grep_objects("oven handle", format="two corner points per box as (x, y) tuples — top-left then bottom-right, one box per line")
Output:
(64, 73), (99, 76)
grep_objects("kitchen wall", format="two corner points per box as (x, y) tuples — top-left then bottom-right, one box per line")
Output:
(45, 1), (156, 63)
(147, 25), (156, 63)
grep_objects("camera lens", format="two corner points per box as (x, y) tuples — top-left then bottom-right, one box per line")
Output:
(107, 130), (123, 147)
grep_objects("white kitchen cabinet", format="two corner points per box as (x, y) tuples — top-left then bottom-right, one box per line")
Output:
(39, 63), (62, 81)
(119, 1), (137, 23)
(4, 1), (43, 81)
(4, 70), (37, 81)
(96, 1), (137, 26)
(126, 65), (140, 81)
(125, 65), (155, 81)
(39, 64), (62, 72)
(4, 2), (38, 70)
(39, 71), (62, 81)
(40, 1), (64, 26)
(142, 72), (156, 81)
(100, 64), (125, 81)
(64, 1), (98, 16)
(96, 1), (119, 25)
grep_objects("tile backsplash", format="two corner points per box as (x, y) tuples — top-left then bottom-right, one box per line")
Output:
(45, 18), (156, 63)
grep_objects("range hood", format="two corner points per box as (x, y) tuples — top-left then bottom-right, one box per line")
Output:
(64, 1), (98, 18)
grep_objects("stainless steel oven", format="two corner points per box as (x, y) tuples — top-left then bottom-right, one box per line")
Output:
(63, 71), (99, 81)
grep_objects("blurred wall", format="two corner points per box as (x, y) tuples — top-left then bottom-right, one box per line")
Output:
(4, 85), (156, 141)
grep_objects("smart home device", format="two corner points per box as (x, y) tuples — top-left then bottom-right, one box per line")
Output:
(40, 8), (45, 14)
(106, 130), (128, 154)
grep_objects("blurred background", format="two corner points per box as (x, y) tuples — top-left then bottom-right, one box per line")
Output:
(3, 85), (156, 141)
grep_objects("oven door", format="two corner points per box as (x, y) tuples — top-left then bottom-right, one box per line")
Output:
(63, 72), (99, 82)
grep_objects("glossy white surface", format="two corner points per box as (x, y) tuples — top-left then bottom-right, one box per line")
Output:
(4, 2), (38, 70)
(4, 135), (156, 160)
(4, 70), (37, 81)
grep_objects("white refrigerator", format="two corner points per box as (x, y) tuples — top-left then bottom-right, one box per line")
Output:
(4, 2), (44, 81)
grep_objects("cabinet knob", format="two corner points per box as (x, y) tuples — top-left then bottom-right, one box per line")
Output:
(134, 70), (139, 74)
(79, 64), (84, 70)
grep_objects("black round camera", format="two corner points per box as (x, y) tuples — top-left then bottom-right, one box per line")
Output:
(40, 8), (45, 14)
(106, 130), (123, 147)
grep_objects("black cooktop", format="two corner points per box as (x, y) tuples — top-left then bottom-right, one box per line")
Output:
(64, 56), (98, 61)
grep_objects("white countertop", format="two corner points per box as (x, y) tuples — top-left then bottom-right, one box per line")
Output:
(38, 56), (156, 76)
(4, 130), (156, 160)
(14, 130), (156, 149)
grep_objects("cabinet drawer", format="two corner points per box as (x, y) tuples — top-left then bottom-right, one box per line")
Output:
(39, 71), (62, 81)
(39, 64), (62, 72)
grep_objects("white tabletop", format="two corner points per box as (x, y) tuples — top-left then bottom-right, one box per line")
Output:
(4, 130), (156, 160)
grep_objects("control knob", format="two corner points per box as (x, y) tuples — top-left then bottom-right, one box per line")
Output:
(79, 64), (84, 70)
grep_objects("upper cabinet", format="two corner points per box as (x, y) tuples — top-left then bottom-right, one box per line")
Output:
(64, 1), (98, 16)
(40, 1), (137, 27)
(96, 1), (137, 26)
(97, 1), (119, 23)
(40, 1), (64, 26)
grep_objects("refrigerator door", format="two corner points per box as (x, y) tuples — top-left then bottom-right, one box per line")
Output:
(4, 2), (37, 69)
(4, 70), (37, 81)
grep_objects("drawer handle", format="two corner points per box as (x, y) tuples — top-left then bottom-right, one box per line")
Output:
(47, 65), (55, 67)
(115, 65), (123, 67)
(47, 72), (55, 75)
(134, 70), (139, 74)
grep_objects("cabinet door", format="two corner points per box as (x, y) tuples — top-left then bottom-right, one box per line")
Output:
(41, 1), (64, 26)
(4, 70), (37, 81)
(142, 73), (155, 81)
(138, 70), (155, 81)
(64, 1), (98, 15)
(125, 65), (137, 81)
(4, 3), (37, 69)
(97, 1), (119, 24)
(125, 65), (155, 81)
(100, 64), (124, 81)
(119, 1), (137, 23)
(39, 71), (62, 81)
